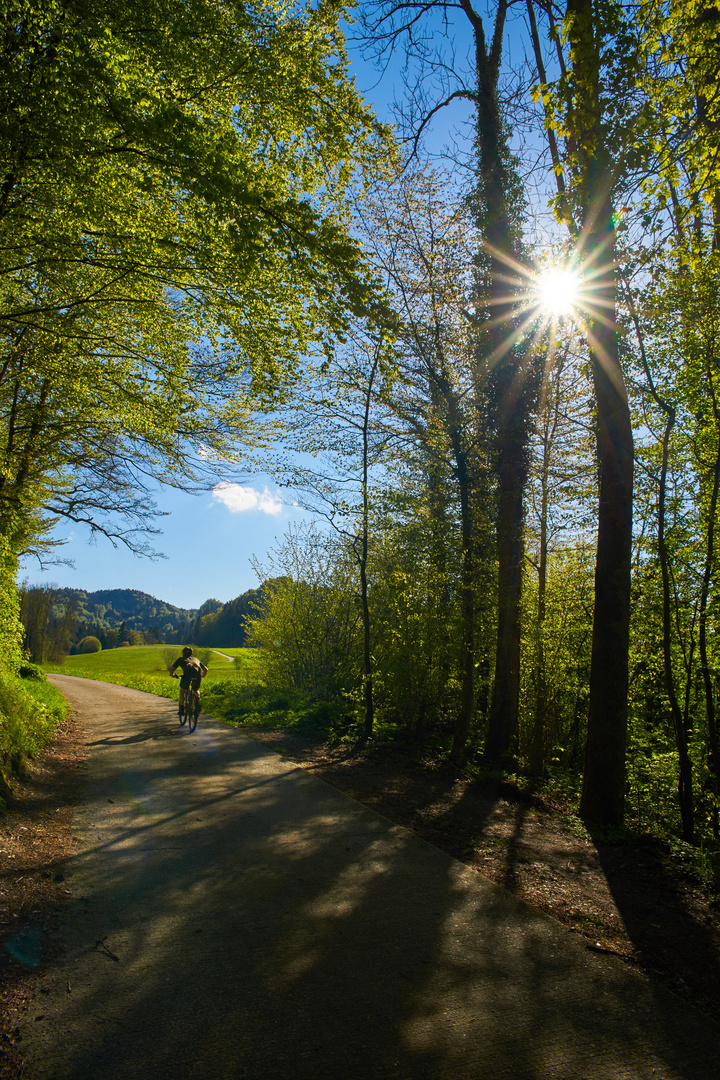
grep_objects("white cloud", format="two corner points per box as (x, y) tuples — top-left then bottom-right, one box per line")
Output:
(212, 483), (282, 516)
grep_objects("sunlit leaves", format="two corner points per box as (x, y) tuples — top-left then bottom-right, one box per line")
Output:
(0, 0), (392, 554)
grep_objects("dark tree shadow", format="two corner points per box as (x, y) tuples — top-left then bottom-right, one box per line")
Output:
(589, 829), (720, 1020)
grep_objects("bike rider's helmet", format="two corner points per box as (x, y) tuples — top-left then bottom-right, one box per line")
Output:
(182, 647), (193, 658)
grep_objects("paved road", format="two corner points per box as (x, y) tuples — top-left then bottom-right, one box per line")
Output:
(19, 676), (720, 1079)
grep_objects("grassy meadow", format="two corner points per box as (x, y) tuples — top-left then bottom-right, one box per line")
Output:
(46, 645), (263, 704)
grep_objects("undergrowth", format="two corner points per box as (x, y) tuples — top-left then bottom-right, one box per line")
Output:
(0, 668), (69, 804)
(202, 682), (353, 741)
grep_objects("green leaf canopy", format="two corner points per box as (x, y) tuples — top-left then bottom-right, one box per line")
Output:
(0, 0), (389, 554)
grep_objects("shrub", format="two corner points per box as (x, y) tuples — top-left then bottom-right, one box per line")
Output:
(0, 670), (58, 797)
(78, 636), (102, 653)
(1, 541), (23, 673)
(195, 647), (213, 668)
(247, 525), (361, 701)
(18, 663), (45, 681)
(161, 647), (178, 673)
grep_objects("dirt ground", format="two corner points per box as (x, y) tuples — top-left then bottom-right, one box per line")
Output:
(249, 727), (720, 1026)
(2, 714), (720, 1078)
(0, 717), (87, 1079)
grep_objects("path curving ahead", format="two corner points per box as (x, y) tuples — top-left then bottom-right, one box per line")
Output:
(20, 676), (720, 1080)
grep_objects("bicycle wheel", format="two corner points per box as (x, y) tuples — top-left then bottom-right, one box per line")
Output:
(187, 692), (198, 733)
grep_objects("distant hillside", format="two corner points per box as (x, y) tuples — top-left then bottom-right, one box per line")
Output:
(56, 588), (198, 635)
(20, 583), (278, 660)
(193, 587), (264, 648)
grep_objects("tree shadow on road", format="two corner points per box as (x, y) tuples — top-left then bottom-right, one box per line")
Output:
(589, 829), (720, 1020)
(87, 723), (185, 746)
(23, 708), (720, 1080)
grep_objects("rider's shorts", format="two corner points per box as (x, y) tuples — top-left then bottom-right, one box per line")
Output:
(179, 675), (201, 691)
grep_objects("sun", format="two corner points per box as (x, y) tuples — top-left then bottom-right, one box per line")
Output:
(535, 266), (581, 317)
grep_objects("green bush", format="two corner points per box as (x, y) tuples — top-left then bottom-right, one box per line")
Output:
(1, 540), (24, 674)
(78, 636), (102, 654)
(247, 526), (361, 701)
(19, 662), (46, 680)
(0, 670), (62, 798)
(202, 680), (351, 737)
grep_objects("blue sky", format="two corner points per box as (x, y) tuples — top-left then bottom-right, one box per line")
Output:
(20, 480), (314, 611)
(21, 8), (538, 611)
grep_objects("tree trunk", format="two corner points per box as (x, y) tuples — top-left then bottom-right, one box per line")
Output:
(561, 0), (634, 828)
(463, 0), (535, 764)
(426, 448), (452, 733)
(449, 438), (476, 766)
(359, 354), (380, 741)
(698, 433), (720, 829)
(579, 216), (634, 826)
(485, 426), (526, 762)
(657, 409), (695, 843)
(426, 365), (476, 766)
(529, 356), (562, 775)
(624, 282), (694, 842)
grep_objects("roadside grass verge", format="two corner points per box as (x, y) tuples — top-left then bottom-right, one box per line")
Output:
(0, 668), (70, 805)
(20, 671), (72, 724)
(48, 668), (186, 702)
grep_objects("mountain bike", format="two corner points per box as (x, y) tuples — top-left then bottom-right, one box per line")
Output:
(181, 686), (200, 733)
(172, 672), (200, 733)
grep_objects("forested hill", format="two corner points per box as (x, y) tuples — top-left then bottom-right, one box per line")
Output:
(192, 586), (270, 648)
(57, 588), (198, 634)
(23, 583), (279, 653)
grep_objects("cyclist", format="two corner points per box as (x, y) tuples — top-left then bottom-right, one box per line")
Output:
(170, 647), (208, 721)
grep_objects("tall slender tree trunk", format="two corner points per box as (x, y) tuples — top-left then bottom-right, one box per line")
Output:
(579, 213), (634, 826)
(530, 353), (563, 775)
(698, 432), (720, 828)
(564, 0), (634, 827)
(486, 425), (527, 762)
(359, 353), (380, 742)
(426, 448), (452, 730)
(425, 360), (476, 766)
(625, 283), (694, 842)
(449, 431), (475, 766)
(657, 409), (694, 843)
(460, 0), (535, 764)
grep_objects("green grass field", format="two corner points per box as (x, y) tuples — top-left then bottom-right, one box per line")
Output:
(46, 645), (263, 702)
